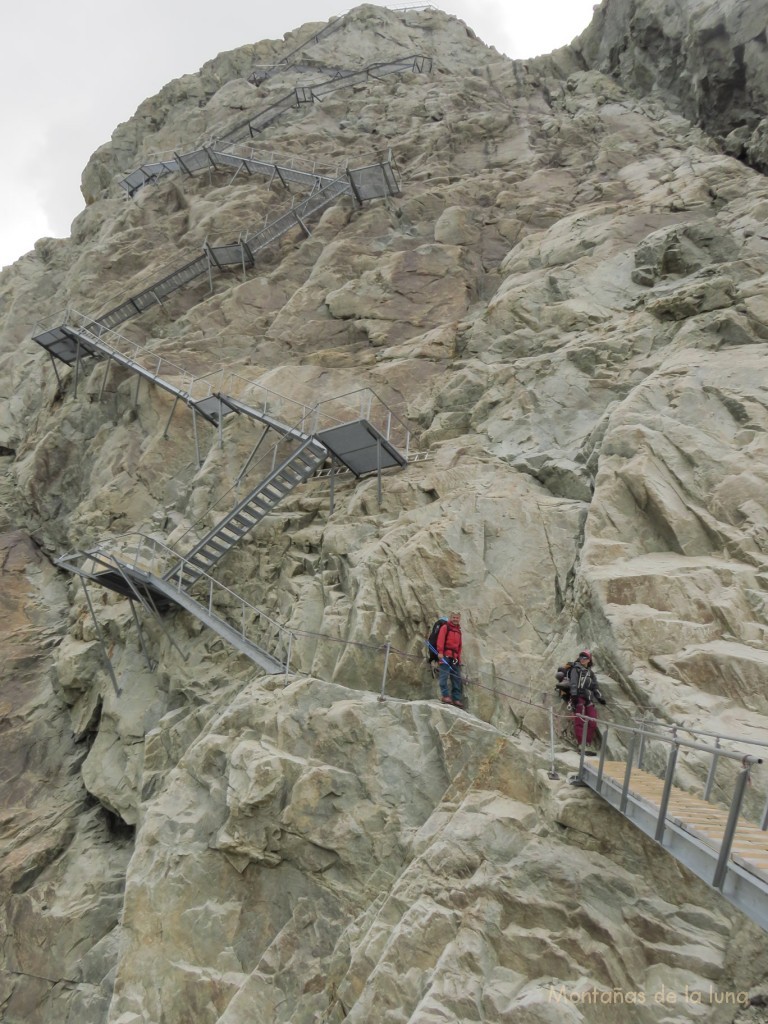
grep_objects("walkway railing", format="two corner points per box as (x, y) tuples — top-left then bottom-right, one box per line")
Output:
(118, 143), (350, 197)
(222, 55), (432, 143)
(572, 713), (768, 921)
(30, 309), (411, 455)
(62, 534), (295, 669)
(203, 371), (412, 455)
(59, 519), (768, 933)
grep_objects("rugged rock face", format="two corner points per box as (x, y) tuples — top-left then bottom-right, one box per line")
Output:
(2, 1), (768, 1021)
(573, 0), (768, 170)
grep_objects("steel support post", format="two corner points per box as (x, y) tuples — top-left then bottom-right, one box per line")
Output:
(577, 712), (588, 779)
(620, 733), (637, 814)
(547, 707), (559, 780)
(192, 407), (201, 468)
(128, 598), (155, 672)
(98, 352), (113, 401)
(284, 632), (293, 677)
(80, 578), (121, 697)
(73, 337), (82, 398)
(236, 427), (270, 488)
(294, 213), (311, 237)
(163, 394), (181, 439)
(655, 742), (679, 843)
(379, 642), (391, 701)
(48, 352), (64, 388)
(637, 719), (648, 770)
(596, 733), (608, 791)
(329, 460), (336, 516)
(712, 765), (753, 890)
(377, 438), (382, 510)
(111, 562), (188, 663)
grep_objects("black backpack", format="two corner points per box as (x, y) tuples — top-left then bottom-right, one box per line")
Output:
(555, 662), (574, 701)
(426, 618), (448, 662)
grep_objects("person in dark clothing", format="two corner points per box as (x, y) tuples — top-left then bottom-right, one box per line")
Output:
(436, 611), (463, 708)
(568, 649), (606, 751)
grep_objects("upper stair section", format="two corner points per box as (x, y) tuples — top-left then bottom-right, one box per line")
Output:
(32, 156), (398, 347)
(118, 54), (429, 197)
(248, 13), (347, 85)
(218, 55), (432, 144)
(246, 5), (436, 84)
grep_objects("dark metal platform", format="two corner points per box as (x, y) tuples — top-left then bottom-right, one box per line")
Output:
(316, 420), (407, 477)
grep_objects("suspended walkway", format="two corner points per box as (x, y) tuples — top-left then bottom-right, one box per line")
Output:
(574, 717), (768, 931)
(27, 310), (411, 476)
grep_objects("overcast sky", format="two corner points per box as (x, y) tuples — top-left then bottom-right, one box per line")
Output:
(0, 0), (599, 269)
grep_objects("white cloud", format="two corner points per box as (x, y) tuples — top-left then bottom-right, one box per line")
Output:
(0, 0), (598, 269)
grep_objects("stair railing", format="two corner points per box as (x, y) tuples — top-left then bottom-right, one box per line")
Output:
(80, 532), (296, 670)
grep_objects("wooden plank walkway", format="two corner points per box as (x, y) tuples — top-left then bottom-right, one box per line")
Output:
(600, 761), (768, 882)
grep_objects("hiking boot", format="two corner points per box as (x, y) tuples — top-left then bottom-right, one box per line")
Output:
(440, 695), (452, 705)
(452, 699), (464, 709)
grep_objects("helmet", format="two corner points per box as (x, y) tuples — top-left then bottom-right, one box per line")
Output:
(578, 649), (592, 661)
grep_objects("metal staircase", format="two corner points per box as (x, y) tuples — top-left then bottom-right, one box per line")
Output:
(166, 434), (328, 590)
(248, 13), (347, 85)
(575, 716), (768, 931)
(39, 11), (431, 687)
(216, 55), (432, 144)
(119, 55), (431, 197)
(119, 145), (343, 199)
(246, 5), (436, 85)
(33, 159), (397, 349)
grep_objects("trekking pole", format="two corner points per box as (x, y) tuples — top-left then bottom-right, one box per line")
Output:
(547, 706), (560, 780)
(424, 638), (450, 667)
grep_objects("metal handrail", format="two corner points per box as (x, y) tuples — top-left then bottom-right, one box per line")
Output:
(119, 143), (348, 196)
(31, 311), (410, 451)
(629, 715), (768, 752)
(576, 712), (764, 891)
(71, 533), (295, 668)
(38, 308), (210, 404)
